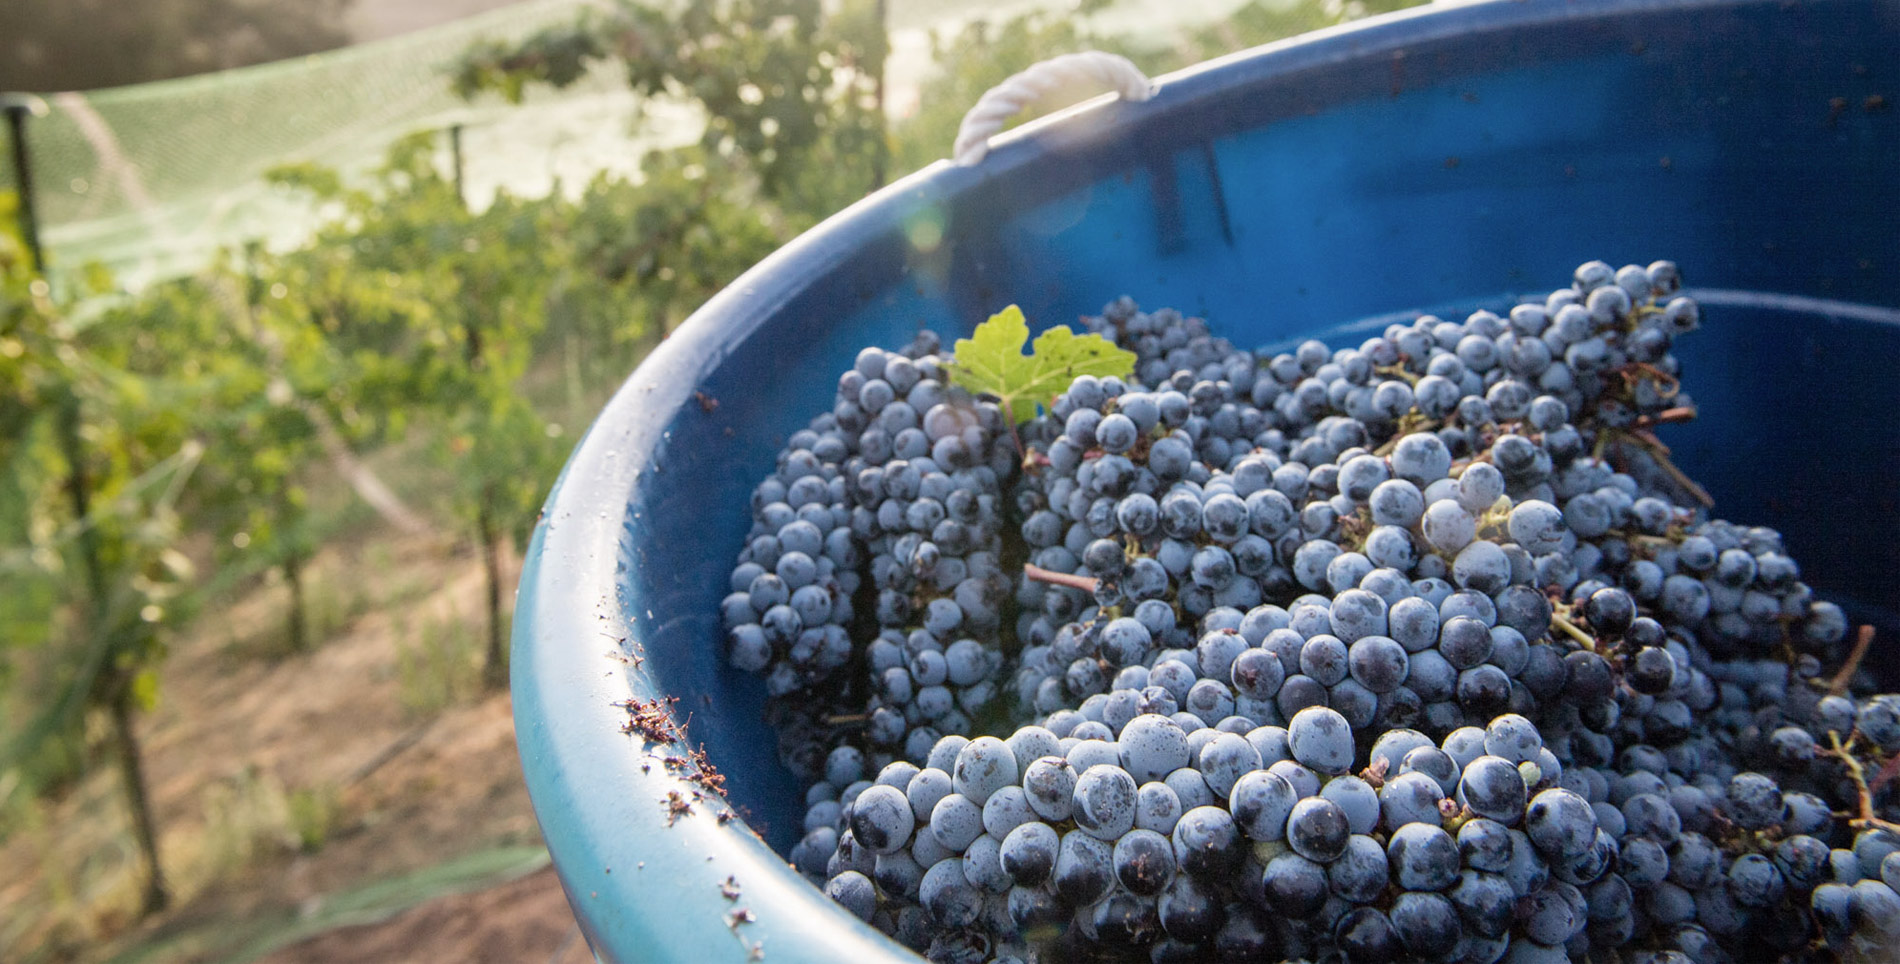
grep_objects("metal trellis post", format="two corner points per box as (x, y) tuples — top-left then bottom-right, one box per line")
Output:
(2, 93), (49, 276)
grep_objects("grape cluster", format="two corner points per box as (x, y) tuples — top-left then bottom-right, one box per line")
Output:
(722, 260), (1899, 962)
(721, 332), (1022, 779)
(847, 345), (1018, 761)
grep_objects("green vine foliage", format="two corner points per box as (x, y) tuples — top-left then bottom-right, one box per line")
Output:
(454, 0), (889, 221)
(123, 248), (335, 647)
(562, 148), (793, 345)
(0, 194), (200, 794)
(267, 132), (565, 553)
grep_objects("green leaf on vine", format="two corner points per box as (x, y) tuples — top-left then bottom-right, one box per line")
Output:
(948, 305), (1136, 425)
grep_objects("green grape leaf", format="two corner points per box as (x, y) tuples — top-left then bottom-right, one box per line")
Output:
(949, 305), (1135, 425)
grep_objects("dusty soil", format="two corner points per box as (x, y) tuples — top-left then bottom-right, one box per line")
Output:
(0, 530), (584, 964)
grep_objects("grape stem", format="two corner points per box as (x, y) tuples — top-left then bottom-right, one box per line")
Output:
(1373, 364), (1420, 386)
(1548, 610), (1597, 649)
(1633, 406), (1697, 428)
(1359, 756), (1391, 789)
(1023, 563), (1100, 593)
(1372, 412), (1438, 457)
(1829, 625), (1878, 697)
(1629, 427), (1672, 456)
(1613, 428), (1715, 508)
(1824, 731), (1900, 836)
(1614, 361), (1681, 398)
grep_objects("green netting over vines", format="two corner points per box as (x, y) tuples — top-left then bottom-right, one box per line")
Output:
(0, 0), (1382, 291)
(0, 0), (675, 289)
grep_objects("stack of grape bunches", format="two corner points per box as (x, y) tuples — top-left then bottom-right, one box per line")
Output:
(717, 259), (1897, 964)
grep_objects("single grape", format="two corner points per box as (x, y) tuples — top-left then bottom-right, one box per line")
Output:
(1389, 891), (1462, 957)
(1458, 755), (1528, 824)
(1335, 906), (1400, 963)
(1112, 827), (1177, 896)
(1286, 797), (1351, 863)
(1171, 805), (1242, 879)
(1388, 822), (1459, 891)
(1450, 869), (1516, 938)
(1261, 851), (1329, 918)
(1287, 705), (1355, 775)
(1525, 788), (1597, 858)
(1198, 731), (1263, 798)
(999, 821), (1059, 885)
(849, 784), (915, 853)
(1053, 830), (1116, 906)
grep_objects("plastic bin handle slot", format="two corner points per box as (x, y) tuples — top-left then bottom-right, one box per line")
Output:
(952, 51), (1155, 166)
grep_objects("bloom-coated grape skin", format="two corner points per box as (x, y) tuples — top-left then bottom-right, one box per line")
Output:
(1323, 775), (1382, 835)
(1375, 726), (1428, 771)
(1508, 500), (1567, 554)
(981, 787), (1034, 840)
(1526, 788), (1598, 859)
(1483, 713), (1541, 764)
(1727, 772), (1786, 830)
(1262, 850), (1330, 919)
(999, 820), (1058, 885)
(1053, 830), (1116, 906)
(1288, 705), (1355, 776)
(1459, 755), (1529, 824)
(919, 858), (982, 926)
(1172, 805), (1242, 879)
(1286, 797), (1352, 863)
(1118, 713), (1190, 783)
(850, 784), (915, 853)
(1267, 759), (1320, 799)
(1381, 771), (1446, 830)
(1451, 869), (1516, 939)
(1348, 634), (1409, 693)
(1229, 648), (1285, 701)
(1198, 732), (1263, 799)
(1072, 764), (1138, 841)
(1388, 822), (1460, 891)
(1390, 891), (1463, 957)
(953, 736), (1018, 805)
(1112, 827), (1177, 896)
(1228, 769), (1298, 841)
(1020, 756), (1076, 823)
(930, 793), (985, 852)
(1335, 906), (1400, 963)
(827, 870), (879, 921)
(1401, 746), (1459, 798)
(1299, 634), (1349, 686)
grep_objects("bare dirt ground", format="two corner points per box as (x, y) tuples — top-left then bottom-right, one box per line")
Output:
(1, 530), (588, 964)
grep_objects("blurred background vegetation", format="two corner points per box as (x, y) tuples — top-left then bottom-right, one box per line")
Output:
(0, 0), (1419, 959)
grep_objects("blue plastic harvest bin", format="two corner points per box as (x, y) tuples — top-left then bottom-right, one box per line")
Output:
(511, 0), (1900, 959)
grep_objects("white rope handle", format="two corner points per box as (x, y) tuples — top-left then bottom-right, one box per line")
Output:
(952, 51), (1156, 166)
